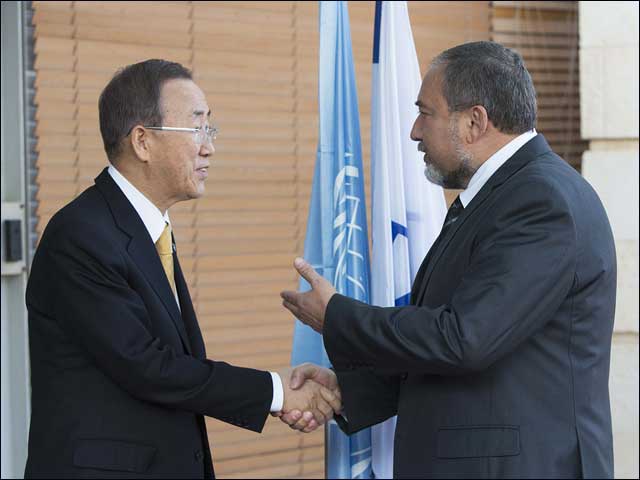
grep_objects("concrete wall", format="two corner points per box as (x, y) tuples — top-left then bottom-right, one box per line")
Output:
(580, 2), (639, 478)
(1, 2), (30, 479)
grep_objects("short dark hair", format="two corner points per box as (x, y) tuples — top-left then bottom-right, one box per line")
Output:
(98, 59), (192, 161)
(431, 41), (537, 134)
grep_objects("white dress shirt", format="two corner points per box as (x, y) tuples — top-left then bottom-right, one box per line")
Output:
(459, 129), (537, 207)
(107, 165), (284, 412)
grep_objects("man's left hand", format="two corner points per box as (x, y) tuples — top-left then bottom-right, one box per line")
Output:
(280, 257), (336, 333)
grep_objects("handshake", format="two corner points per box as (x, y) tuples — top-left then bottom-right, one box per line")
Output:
(274, 363), (341, 433)
(271, 258), (343, 432)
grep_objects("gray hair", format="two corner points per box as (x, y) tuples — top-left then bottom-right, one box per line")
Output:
(431, 41), (537, 134)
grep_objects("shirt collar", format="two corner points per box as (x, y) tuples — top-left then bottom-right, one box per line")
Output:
(107, 165), (170, 244)
(459, 129), (537, 208)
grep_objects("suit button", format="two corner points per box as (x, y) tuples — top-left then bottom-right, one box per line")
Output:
(400, 372), (408, 380)
(195, 450), (204, 461)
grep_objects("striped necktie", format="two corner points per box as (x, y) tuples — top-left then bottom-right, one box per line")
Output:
(156, 223), (176, 296)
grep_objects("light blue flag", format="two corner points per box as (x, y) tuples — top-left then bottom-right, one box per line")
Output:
(290, 1), (373, 478)
(370, 1), (448, 478)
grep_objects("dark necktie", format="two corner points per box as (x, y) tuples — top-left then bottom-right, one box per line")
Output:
(441, 196), (464, 237)
(424, 195), (465, 264)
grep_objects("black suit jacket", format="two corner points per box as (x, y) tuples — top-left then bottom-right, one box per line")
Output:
(25, 168), (273, 478)
(325, 135), (616, 478)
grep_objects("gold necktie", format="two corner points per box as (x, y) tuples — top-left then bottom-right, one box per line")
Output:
(156, 223), (176, 296)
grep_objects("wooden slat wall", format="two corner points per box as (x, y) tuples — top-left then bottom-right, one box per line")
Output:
(491, 1), (585, 170)
(31, 1), (490, 478)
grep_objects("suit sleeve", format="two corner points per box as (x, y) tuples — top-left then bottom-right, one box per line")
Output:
(323, 180), (577, 375)
(332, 369), (401, 435)
(31, 220), (272, 432)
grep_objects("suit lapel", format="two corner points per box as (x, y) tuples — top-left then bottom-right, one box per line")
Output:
(413, 181), (494, 305)
(173, 240), (206, 359)
(412, 134), (553, 305)
(411, 240), (439, 304)
(94, 168), (192, 355)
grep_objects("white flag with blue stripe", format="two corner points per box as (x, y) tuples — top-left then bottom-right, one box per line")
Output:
(291, 2), (373, 478)
(370, 1), (447, 478)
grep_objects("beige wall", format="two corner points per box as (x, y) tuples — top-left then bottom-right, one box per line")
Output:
(579, 2), (639, 478)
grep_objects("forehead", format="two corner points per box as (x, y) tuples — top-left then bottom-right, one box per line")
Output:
(417, 66), (446, 109)
(160, 78), (210, 119)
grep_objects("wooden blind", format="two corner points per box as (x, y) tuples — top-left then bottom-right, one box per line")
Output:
(491, 1), (585, 170)
(31, 1), (490, 478)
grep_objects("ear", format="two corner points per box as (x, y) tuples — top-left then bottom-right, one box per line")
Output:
(466, 105), (489, 143)
(129, 125), (152, 163)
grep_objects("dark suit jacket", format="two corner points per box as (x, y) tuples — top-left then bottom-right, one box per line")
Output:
(325, 135), (616, 478)
(25, 168), (273, 478)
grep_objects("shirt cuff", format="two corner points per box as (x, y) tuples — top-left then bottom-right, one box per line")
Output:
(269, 371), (284, 412)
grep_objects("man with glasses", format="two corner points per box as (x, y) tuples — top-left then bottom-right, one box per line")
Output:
(24, 59), (341, 478)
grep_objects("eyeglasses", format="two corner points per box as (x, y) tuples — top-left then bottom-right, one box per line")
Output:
(143, 125), (218, 145)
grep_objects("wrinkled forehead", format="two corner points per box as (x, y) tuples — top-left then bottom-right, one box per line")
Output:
(160, 78), (211, 122)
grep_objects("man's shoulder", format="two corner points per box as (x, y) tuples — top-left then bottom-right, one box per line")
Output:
(28, 183), (124, 304)
(479, 152), (579, 232)
(521, 149), (605, 215)
(504, 149), (588, 203)
(41, 184), (116, 247)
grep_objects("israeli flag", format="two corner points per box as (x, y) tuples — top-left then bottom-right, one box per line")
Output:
(291, 2), (373, 478)
(370, 1), (447, 478)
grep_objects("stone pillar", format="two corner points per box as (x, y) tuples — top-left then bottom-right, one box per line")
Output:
(579, 2), (639, 478)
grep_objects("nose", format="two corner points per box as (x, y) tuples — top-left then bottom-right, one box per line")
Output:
(410, 116), (421, 142)
(200, 141), (214, 156)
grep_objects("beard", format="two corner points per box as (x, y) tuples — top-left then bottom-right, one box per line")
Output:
(423, 121), (477, 189)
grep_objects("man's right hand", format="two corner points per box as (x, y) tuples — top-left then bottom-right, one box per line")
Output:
(276, 363), (341, 433)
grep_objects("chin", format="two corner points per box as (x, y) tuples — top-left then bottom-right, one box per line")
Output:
(187, 180), (206, 199)
(424, 165), (445, 187)
(187, 189), (204, 200)
(195, 185), (207, 198)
